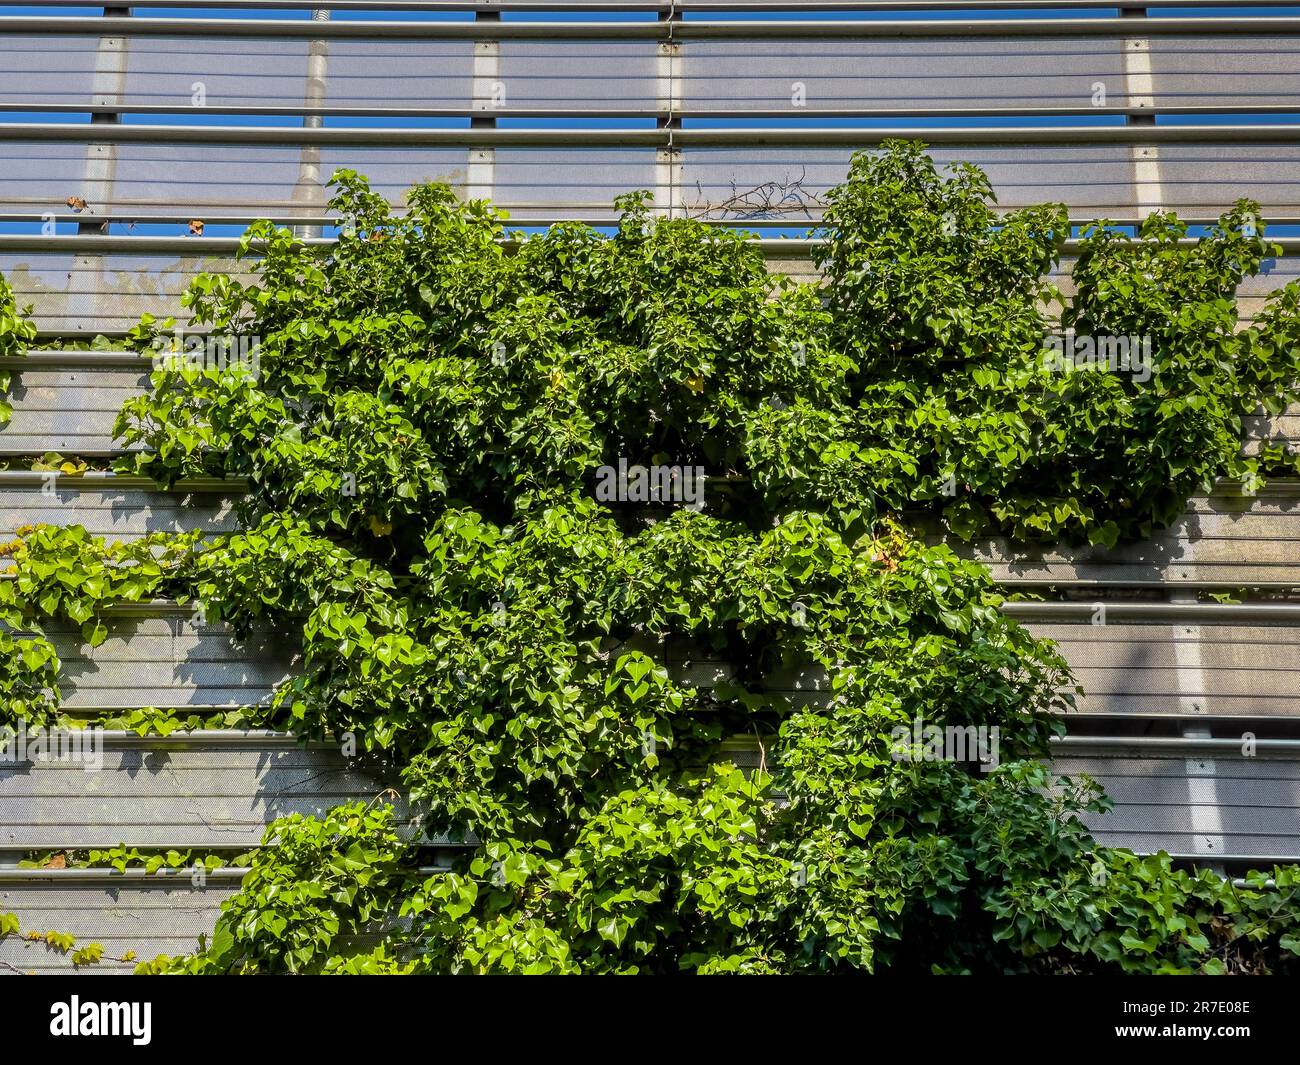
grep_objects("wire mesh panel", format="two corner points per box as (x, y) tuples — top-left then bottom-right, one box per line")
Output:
(0, 880), (238, 973)
(493, 147), (660, 216)
(1055, 750), (1300, 859)
(682, 36), (1130, 112)
(0, 252), (252, 335)
(1149, 36), (1300, 109)
(27, 617), (299, 708)
(496, 40), (658, 111)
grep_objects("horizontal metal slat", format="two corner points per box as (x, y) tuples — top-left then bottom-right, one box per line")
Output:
(0, 880), (239, 973)
(7, 122), (1300, 147)
(3, 0), (1292, 10)
(1052, 746), (1300, 859)
(6, 15), (1300, 41)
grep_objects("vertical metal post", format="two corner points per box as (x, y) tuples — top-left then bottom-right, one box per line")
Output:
(1168, 587), (1226, 866)
(467, 10), (500, 205)
(1182, 727), (1227, 871)
(293, 9), (331, 239)
(654, 4), (682, 218)
(1121, 6), (1162, 220)
(69, 6), (130, 334)
(79, 6), (129, 237)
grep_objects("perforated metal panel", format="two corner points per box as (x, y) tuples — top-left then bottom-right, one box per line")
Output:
(0, 481), (238, 542)
(947, 483), (1300, 585)
(1026, 621), (1300, 716)
(1149, 36), (1300, 109)
(682, 37), (1130, 111)
(0, 252), (253, 335)
(2, 8), (1300, 968)
(1055, 750), (1300, 859)
(497, 40), (657, 110)
(679, 145), (1158, 219)
(0, 140), (470, 216)
(0, 365), (146, 453)
(493, 147), (660, 215)
(0, 738), (404, 848)
(27, 617), (299, 708)
(0, 35), (103, 108)
(0, 878), (239, 973)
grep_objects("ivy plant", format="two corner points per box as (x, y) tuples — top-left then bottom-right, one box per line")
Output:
(2, 142), (1299, 973)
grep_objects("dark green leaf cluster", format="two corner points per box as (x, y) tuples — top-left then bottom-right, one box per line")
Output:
(5, 143), (1300, 973)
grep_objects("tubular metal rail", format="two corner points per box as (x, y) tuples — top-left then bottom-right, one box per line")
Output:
(4, 0), (1300, 969)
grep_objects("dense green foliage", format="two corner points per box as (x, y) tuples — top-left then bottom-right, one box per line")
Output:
(3, 142), (1300, 973)
(0, 271), (37, 429)
(808, 147), (1300, 541)
(112, 142), (1300, 544)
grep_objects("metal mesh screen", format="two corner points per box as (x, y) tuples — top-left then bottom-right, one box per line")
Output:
(496, 40), (658, 110)
(681, 145), (1151, 218)
(0, 141), (471, 215)
(1150, 36), (1300, 108)
(682, 37), (1130, 111)
(494, 147), (659, 215)
(0, 252), (252, 334)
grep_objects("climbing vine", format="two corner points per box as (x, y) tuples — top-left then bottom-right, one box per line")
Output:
(0, 271), (36, 431)
(2, 142), (1300, 973)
